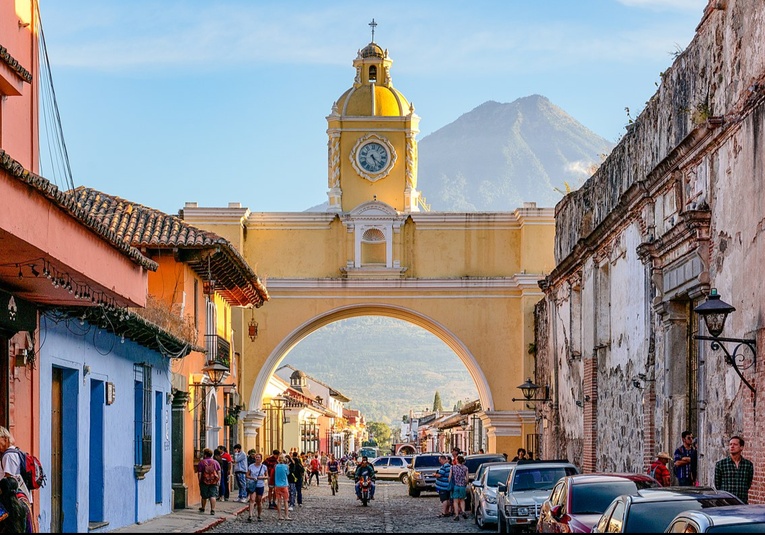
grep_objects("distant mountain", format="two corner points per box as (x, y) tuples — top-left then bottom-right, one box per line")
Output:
(417, 95), (614, 211)
(282, 317), (479, 425)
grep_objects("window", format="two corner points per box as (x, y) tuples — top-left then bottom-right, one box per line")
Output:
(389, 458), (403, 467)
(134, 363), (152, 478)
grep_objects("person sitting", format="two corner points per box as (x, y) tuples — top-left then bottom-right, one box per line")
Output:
(354, 456), (376, 500)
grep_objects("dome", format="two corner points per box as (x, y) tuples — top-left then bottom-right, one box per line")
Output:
(336, 84), (410, 117)
(360, 42), (384, 59)
(290, 369), (307, 380)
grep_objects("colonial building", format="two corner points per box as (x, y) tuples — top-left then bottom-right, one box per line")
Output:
(182, 38), (556, 457)
(536, 0), (765, 502)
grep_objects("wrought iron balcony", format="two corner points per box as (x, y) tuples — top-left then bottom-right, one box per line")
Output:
(204, 334), (231, 369)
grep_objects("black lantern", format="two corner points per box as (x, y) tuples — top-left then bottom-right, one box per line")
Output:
(512, 377), (550, 403)
(694, 288), (736, 337)
(694, 288), (757, 394)
(202, 361), (229, 386)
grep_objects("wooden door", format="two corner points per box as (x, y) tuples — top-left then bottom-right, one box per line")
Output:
(50, 367), (63, 533)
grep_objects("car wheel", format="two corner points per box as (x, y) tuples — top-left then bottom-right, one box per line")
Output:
(408, 486), (420, 497)
(497, 513), (505, 533)
(399, 473), (408, 485)
(475, 506), (485, 529)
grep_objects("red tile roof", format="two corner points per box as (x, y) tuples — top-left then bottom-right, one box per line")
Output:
(72, 187), (269, 307)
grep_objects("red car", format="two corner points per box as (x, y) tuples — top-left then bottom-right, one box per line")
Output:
(537, 473), (659, 533)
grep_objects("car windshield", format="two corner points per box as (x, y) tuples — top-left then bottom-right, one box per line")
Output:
(626, 498), (743, 533)
(486, 467), (513, 487)
(570, 481), (641, 514)
(413, 456), (442, 468)
(707, 524), (765, 533)
(512, 467), (577, 492)
(465, 457), (504, 473)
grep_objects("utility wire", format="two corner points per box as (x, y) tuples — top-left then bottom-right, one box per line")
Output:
(35, 1), (75, 192)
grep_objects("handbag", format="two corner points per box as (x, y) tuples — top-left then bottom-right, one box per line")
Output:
(246, 479), (257, 494)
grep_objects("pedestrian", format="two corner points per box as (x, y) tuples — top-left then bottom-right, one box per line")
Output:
(714, 436), (754, 503)
(0, 476), (33, 533)
(308, 453), (321, 486)
(245, 453), (268, 522)
(648, 452), (672, 486)
(327, 454), (340, 486)
(511, 448), (527, 462)
(449, 454), (469, 521)
(264, 449), (280, 509)
(0, 427), (32, 504)
(290, 451), (304, 507)
(673, 431), (697, 486)
(478, 448), (485, 454)
(196, 448), (221, 515)
(320, 450), (328, 475)
(247, 449), (257, 466)
(215, 446), (231, 501)
(435, 454), (453, 518)
(451, 447), (460, 465)
(274, 455), (292, 521)
(232, 444), (248, 502)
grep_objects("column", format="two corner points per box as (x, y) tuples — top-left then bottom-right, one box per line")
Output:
(171, 390), (189, 510)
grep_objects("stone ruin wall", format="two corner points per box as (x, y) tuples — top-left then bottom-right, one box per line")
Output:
(555, 0), (765, 263)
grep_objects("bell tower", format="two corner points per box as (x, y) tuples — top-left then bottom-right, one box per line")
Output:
(326, 33), (420, 214)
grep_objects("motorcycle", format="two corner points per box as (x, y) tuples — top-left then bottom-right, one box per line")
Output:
(358, 475), (373, 506)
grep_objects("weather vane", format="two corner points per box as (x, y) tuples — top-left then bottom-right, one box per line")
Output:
(369, 18), (377, 43)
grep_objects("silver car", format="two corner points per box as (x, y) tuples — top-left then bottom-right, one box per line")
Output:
(371, 456), (410, 483)
(472, 463), (514, 529)
(665, 504), (765, 533)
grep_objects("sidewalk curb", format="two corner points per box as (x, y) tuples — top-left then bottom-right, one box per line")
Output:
(194, 504), (248, 533)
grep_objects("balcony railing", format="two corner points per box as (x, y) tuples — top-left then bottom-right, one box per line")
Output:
(204, 334), (231, 368)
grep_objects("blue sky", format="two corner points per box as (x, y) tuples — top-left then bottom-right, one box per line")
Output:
(38, 0), (705, 215)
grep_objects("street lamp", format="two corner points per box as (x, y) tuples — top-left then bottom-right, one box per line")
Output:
(201, 361), (229, 387)
(694, 288), (757, 394)
(512, 378), (551, 403)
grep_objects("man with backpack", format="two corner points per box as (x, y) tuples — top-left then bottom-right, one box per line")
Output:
(308, 453), (321, 486)
(197, 448), (221, 515)
(648, 451), (672, 486)
(0, 426), (33, 503)
(264, 449), (280, 509)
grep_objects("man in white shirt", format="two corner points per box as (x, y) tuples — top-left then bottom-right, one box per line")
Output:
(0, 426), (32, 503)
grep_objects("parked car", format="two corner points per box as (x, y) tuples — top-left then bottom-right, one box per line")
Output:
(590, 487), (743, 533)
(537, 473), (660, 533)
(496, 460), (579, 533)
(464, 453), (507, 510)
(665, 504), (765, 533)
(470, 461), (515, 516)
(471, 462), (515, 529)
(407, 453), (443, 497)
(371, 455), (410, 483)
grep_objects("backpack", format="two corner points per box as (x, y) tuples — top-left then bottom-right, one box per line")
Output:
(201, 459), (220, 486)
(6, 448), (46, 490)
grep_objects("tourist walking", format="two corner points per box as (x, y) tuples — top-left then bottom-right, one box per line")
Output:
(274, 455), (292, 521)
(232, 444), (248, 502)
(215, 446), (231, 501)
(289, 451), (304, 507)
(245, 453), (268, 522)
(196, 448), (221, 515)
(308, 454), (321, 486)
(264, 449), (280, 509)
(714, 436), (754, 503)
(0, 427), (32, 504)
(320, 451), (329, 475)
(673, 431), (697, 486)
(449, 455), (469, 521)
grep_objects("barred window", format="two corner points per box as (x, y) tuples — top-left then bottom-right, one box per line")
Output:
(134, 363), (152, 478)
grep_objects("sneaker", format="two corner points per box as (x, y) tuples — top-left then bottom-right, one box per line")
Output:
(246, 517), (252, 523)
(210, 510), (215, 516)
(288, 506), (294, 511)
(258, 517), (262, 522)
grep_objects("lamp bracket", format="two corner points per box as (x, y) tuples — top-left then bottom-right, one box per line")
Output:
(695, 334), (756, 394)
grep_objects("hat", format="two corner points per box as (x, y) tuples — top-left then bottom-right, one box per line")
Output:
(657, 452), (671, 461)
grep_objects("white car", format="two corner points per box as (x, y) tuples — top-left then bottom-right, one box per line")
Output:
(371, 456), (410, 483)
(472, 463), (514, 529)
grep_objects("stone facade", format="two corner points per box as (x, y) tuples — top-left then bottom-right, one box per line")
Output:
(536, 0), (765, 502)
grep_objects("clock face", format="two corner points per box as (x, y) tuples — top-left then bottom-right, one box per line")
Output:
(357, 142), (390, 174)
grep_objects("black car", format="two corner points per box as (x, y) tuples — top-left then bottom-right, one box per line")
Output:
(591, 487), (744, 533)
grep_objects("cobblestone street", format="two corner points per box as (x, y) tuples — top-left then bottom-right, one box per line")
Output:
(207, 478), (485, 533)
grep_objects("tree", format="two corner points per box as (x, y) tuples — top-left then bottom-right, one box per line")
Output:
(433, 391), (444, 412)
(366, 421), (392, 450)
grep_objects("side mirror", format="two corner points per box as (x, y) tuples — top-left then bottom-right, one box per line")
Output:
(497, 482), (507, 493)
(473, 482), (483, 489)
(551, 504), (562, 518)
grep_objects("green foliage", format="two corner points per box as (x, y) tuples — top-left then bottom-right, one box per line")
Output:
(366, 421), (392, 450)
(433, 391), (444, 412)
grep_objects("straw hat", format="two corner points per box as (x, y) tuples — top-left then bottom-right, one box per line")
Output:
(657, 452), (672, 461)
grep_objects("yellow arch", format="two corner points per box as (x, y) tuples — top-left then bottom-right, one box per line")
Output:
(249, 302), (494, 412)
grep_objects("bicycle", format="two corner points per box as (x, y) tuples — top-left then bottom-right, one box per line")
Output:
(329, 471), (339, 495)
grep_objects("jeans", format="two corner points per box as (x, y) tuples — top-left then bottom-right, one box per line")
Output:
(289, 483), (296, 506)
(235, 472), (247, 500)
(295, 478), (303, 505)
(355, 480), (375, 499)
(309, 470), (320, 486)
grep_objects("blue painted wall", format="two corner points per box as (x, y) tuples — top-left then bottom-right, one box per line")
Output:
(38, 317), (174, 533)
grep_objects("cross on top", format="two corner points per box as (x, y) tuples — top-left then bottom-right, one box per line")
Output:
(369, 18), (377, 42)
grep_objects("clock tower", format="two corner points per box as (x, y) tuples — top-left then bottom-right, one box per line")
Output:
(326, 40), (421, 213)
